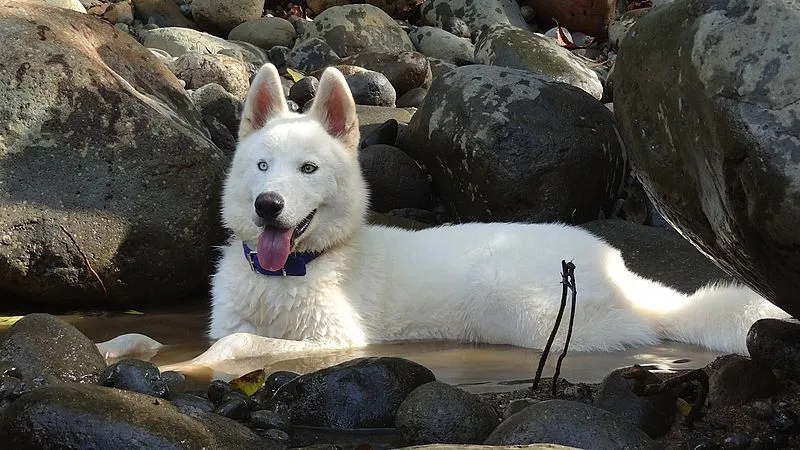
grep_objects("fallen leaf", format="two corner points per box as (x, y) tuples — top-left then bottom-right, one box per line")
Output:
(230, 368), (267, 396)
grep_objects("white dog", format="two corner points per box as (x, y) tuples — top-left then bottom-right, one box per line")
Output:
(202, 63), (788, 364)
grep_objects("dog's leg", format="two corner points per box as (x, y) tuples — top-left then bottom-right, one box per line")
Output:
(191, 332), (341, 365)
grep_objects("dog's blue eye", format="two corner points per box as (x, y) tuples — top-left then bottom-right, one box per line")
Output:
(257, 161), (268, 171)
(301, 163), (317, 174)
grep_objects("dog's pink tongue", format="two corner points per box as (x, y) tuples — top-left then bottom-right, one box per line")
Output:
(257, 227), (294, 271)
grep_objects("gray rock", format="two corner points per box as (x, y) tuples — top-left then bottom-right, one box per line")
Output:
(608, 8), (650, 51)
(359, 144), (433, 212)
(396, 87), (427, 108)
(707, 354), (780, 407)
(748, 319), (800, 377)
(203, 114), (238, 155)
(141, 27), (267, 66)
(0, 383), (267, 449)
(401, 65), (625, 224)
(99, 359), (169, 398)
(298, 4), (414, 57)
(396, 381), (499, 445)
(170, 52), (251, 99)
(474, 24), (603, 100)
(593, 366), (676, 438)
(191, 0), (262, 36)
(484, 399), (654, 449)
(288, 76), (320, 108)
(341, 51), (431, 98)
(38, 0), (85, 12)
(132, 0), (195, 28)
(191, 83), (244, 136)
(271, 357), (436, 428)
(614, 0), (800, 318)
(346, 70), (397, 107)
(409, 26), (475, 64)
(0, 314), (105, 384)
(268, 45), (291, 67)
(228, 17), (297, 50)
(421, 0), (530, 32)
(287, 37), (341, 72)
(427, 57), (458, 80)
(0, 4), (227, 307)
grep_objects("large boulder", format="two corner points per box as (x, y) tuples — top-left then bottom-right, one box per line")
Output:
(420, 0), (531, 32)
(614, 0), (800, 317)
(0, 383), (266, 449)
(474, 24), (603, 100)
(401, 65), (625, 224)
(141, 27), (267, 66)
(191, 0), (263, 37)
(0, 2), (227, 308)
(298, 4), (415, 57)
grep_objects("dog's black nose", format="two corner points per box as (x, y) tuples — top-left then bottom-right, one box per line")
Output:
(254, 192), (284, 219)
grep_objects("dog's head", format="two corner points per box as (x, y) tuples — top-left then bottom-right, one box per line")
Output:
(221, 63), (368, 271)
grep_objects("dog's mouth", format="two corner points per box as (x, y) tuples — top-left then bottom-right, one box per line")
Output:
(256, 210), (316, 271)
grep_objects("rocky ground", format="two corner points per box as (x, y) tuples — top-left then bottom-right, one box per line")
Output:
(2, 313), (800, 449)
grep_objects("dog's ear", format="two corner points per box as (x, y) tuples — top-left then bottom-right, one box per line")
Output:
(309, 67), (360, 151)
(239, 64), (288, 141)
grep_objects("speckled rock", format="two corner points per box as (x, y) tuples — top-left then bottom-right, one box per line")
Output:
(132, 0), (195, 28)
(421, 0), (530, 31)
(0, 2), (227, 308)
(396, 381), (499, 445)
(608, 8), (650, 50)
(409, 26), (475, 64)
(287, 37), (341, 72)
(0, 383), (265, 449)
(298, 4), (414, 57)
(228, 17), (297, 50)
(306, 0), (421, 19)
(614, 0), (800, 318)
(0, 314), (105, 384)
(475, 24), (603, 100)
(359, 144), (433, 212)
(191, 83), (243, 137)
(401, 65), (625, 224)
(341, 51), (431, 97)
(170, 52), (251, 99)
(485, 400), (653, 449)
(141, 27), (267, 66)
(191, 0), (262, 36)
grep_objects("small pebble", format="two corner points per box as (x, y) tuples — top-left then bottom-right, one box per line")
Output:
(264, 371), (298, 394)
(207, 380), (237, 405)
(161, 370), (186, 393)
(722, 433), (751, 449)
(215, 396), (253, 420)
(563, 383), (593, 403)
(99, 359), (168, 399)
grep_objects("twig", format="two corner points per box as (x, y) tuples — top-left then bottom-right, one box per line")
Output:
(59, 224), (108, 297)
(551, 261), (577, 397)
(532, 260), (576, 391)
(623, 365), (709, 426)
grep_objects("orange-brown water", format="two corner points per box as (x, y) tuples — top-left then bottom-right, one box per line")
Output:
(2, 308), (723, 393)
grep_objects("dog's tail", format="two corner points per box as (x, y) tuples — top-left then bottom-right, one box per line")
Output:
(605, 252), (790, 355)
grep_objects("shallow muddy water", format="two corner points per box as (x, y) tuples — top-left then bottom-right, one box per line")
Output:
(4, 307), (723, 393)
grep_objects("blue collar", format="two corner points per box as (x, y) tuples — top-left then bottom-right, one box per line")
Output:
(242, 242), (321, 276)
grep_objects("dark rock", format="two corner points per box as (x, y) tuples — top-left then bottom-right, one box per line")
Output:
(99, 359), (169, 399)
(357, 106), (412, 144)
(0, 313), (105, 384)
(0, 374), (28, 403)
(203, 115), (237, 156)
(287, 38), (341, 72)
(401, 65), (625, 224)
(161, 370), (187, 393)
(269, 45), (291, 67)
(722, 433), (751, 449)
(340, 51), (431, 97)
(484, 399), (654, 449)
(593, 366), (676, 438)
(265, 370), (299, 394)
(396, 381), (499, 445)
(563, 383), (593, 404)
(170, 393), (215, 413)
(614, 0), (800, 318)
(215, 396), (254, 420)
(386, 208), (444, 226)
(748, 400), (777, 421)
(345, 71), (397, 107)
(288, 76), (320, 109)
(250, 409), (293, 432)
(771, 410), (798, 434)
(270, 356), (436, 428)
(0, 3), (227, 309)
(748, 319), (800, 377)
(0, 383), (266, 449)
(263, 428), (290, 445)
(359, 145), (433, 212)
(708, 355), (780, 407)
(191, 83), (243, 137)
(396, 87), (427, 108)
(287, 100), (300, 112)
(360, 119), (399, 149)
(503, 398), (536, 419)
(208, 379), (237, 405)
(132, 0), (196, 28)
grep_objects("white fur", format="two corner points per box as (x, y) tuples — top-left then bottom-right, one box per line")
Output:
(204, 64), (789, 364)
